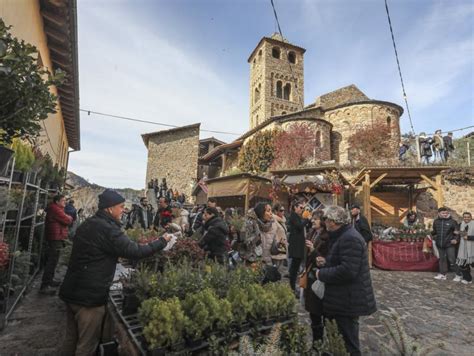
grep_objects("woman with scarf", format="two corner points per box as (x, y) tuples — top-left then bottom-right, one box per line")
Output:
(239, 203), (274, 264)
(456, 212), (474, 284)
(304, 210), (330, 344)
(271, 203), (288, 269)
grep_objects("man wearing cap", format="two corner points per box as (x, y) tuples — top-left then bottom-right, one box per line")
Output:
(350, 205), (373, 244)
(59, 189), (171, 355)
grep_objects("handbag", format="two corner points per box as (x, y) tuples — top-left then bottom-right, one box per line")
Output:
(298, 265), (310, 289)
(270, 238), (280, 255)
(311, 280), (325, 299)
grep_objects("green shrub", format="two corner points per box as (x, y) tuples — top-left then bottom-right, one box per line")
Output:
(227, 284), (252, 325)
(139, 297), (187, 349)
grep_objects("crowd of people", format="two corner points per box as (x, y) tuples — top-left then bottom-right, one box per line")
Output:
(37, 187), (473, 356)
(399, 130), (456, 164)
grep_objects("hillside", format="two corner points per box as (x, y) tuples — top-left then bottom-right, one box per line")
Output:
(66, 172), (144, 215)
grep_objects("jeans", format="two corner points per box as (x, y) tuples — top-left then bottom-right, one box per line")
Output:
(61, 303), (112, 356)
(438, 246), (458, 275)
(328, 316), (361, 356)
(289, 257), (302, 291)
(41, 240), (64, 288)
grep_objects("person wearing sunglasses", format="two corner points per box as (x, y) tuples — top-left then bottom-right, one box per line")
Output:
(271, 203), (288, 269)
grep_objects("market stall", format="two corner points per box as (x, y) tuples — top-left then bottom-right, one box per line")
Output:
(205, 173), (272, 211)
(269, 166), (347, 210)
(349, 166), (447, 269)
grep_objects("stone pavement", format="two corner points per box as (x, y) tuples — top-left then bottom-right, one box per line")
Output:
(0, 268), (472, 355)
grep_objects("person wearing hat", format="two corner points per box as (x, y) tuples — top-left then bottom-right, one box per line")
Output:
(59, 189), (171, 355)
(350, 204), (373, 244)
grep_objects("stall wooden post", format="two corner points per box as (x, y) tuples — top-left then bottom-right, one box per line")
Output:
(244, 178), (250, 213)
(362, 173), (373, 268)
(435, 174), (444, 208)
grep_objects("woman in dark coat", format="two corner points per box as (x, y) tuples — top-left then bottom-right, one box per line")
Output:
(304, 211), (330, 343)
(288, 201), (310, 292)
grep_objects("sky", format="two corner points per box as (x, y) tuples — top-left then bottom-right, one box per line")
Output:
(69, 0), (474, 189)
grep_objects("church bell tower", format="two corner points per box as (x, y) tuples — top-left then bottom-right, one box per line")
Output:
(248, 33), (306, 129)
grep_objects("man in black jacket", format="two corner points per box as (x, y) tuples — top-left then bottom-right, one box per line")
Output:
(198, 207), (228, 264)
(59, 189), (170, 355)
(431, 207), (460, 280)
(350, 204), (372, 243)
(317, 206), (376, 356)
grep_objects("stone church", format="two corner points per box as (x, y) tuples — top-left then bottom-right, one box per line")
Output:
(142, 33), (404, 200)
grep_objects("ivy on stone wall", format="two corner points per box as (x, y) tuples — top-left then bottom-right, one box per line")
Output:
(348, 123), (397, 166)
(238, 129), (280, 173)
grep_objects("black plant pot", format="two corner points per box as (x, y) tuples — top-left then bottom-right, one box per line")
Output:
(122, 290), (140, 316)
(6, 210), (18, 221)
(170, 341), (186, 352)
(236, 322), (250, 333)
(147, 347), (166, 356)
(0, 146), (14, 177)
(98, 341), (118, 356)
(185, 337), (205, 349)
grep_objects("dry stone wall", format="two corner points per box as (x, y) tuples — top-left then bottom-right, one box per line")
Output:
(145, 126), (199, 202)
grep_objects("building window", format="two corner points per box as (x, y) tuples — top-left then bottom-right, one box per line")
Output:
(288, 51), (296, 64)
(281, 111), (287, 115)
(254, 84), (261, 103)
(258, 49), (262, 60)
(272, 47), (281, 59)
(276, 81), (283, 98)
(387, 116), (392, 128)
(283, 83), (291, 100)
(253, 58), (256, 67)
(315, 130), (321, 148)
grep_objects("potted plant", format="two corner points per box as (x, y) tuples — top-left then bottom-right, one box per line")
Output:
(227, 284), (252, 333)
(182, 291), (211, 347)
(139, 297), (187, 354)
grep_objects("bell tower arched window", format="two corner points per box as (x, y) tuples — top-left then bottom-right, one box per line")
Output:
(283, 83), (291, 100)
(272, 47), (281, 59)
(288, 51), (296, 64)
(276, 81), (283, 98)
(254, 84), (261, 103)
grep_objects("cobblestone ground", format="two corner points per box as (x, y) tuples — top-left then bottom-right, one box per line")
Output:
(0, 268), (472, 355)
(298, 269), (474, 355)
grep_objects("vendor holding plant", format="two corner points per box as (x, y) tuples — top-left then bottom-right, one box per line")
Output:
(59, 189), (171, 356)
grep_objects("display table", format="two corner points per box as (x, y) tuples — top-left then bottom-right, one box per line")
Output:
(372, 241), (438, 272)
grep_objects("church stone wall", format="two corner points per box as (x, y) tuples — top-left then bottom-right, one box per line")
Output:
(324, 103), (402, 164)
(145, 126), (200, 201)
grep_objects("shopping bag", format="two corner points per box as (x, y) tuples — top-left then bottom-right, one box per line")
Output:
(311, 280), (325, 299)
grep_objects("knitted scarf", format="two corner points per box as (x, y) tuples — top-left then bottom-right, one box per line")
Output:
(456, 221), (474, 265)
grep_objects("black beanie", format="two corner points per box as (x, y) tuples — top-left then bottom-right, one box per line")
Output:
(98, 189), (125, 210)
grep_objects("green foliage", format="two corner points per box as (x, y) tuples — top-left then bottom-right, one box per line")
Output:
(181, 288), (217, 340)
(139, 297), (187, 349)
(0, 19), (65, 144)
(238, 129), (280, 173)
(227, 284), (253, 325)
(203, 262), (232, 298)
(313, 319), (349, 355)
(264, 282), (296, 317)
(11, 139), (35, 172)
(450, 136), (474, 168)
(120, 264), (155, 301)
(280, 321), (311, 355)
(379, 310), (444, 355)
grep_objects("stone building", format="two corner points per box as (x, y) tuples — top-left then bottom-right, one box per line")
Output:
(201, 34), (404, 172)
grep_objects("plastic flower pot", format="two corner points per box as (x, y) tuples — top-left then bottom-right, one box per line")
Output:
(148, 347), (166, 356)
(0, 146), (14, 177)
(185, 337), (205, 349)
(12, 171), (24, 183)
(98, 340), (118, 356)
(122, 289), (140, 316)
(170, 341), (186, 352)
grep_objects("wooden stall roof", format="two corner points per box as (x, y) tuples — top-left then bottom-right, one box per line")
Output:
(270, 165), (350, 185)
(206, 173), (271, 199)
(351, 166), (449, 185)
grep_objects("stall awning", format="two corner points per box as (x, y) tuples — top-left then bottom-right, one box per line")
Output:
(206, 174), (271, 200)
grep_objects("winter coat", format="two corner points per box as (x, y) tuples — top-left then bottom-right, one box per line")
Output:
(132, 205), (154, 230)
(443, 136), (454, 151)
(433, 134), (445, 151)
(153, 206), (173, 228)
(59, 210), (167, 307)
(431, 216), (459, 248)
(304, 229), (330, 315)
(419, 137), (433, 157)
(64, 203), (77, 222)
(272, 215), (288, 261)
(352, 214), (373, 243)
(288, 211), (308, 258)
(199, 215), (228, 263)
(318, 225), (377, 317)
(239, 209), (273, 262)
(261, 218), (277, 265)
(45, 202), (73, 241)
